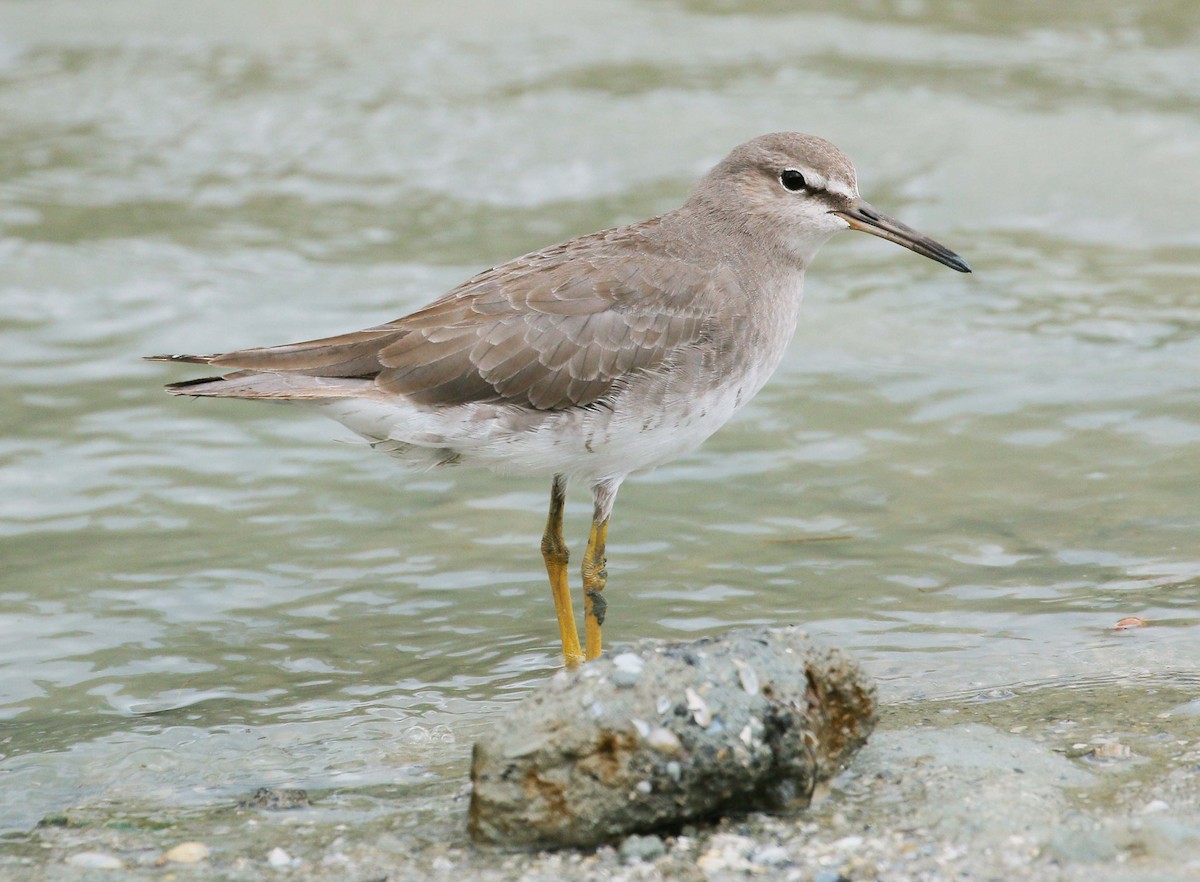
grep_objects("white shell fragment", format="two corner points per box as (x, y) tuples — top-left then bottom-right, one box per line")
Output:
(685, 687), (712, 727)
(646, 726), (683, 755)
(733, 658), (760, 695)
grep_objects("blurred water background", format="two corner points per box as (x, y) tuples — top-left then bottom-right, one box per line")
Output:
(1, 0), (1198, 861)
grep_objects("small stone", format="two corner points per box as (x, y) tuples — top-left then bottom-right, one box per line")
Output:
(698, 834), (754, 873)
(1142, 799), (1170, 814)
(612, 668), (642, 688)
(613, 652), (645, 674)
(239, 787), (309, 810)
(619, 833), (666, 864)
(813, 871), (849, 882)
(1113, 616), (1147, 630)
(752, 844), (791, 867)
(161, 842), (210, 864)
(1088, 742), (1132, 761)
(268, 847), (291, 867)
(67, 852), (123, 870)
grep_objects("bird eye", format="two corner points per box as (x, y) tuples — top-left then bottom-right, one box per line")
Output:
(780, 169), (807, 192)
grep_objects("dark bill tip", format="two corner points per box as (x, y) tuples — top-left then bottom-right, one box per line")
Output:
(833, 201), (972, 274)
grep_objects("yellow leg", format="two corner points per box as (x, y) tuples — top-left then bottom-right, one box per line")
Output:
(541, 475), (583, 667)
(582, 517), (609, 661)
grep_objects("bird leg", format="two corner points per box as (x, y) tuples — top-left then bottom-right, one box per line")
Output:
(581, 519), (608, 660)
(541, 474), (583, 667)
(582, 480), (621, 661)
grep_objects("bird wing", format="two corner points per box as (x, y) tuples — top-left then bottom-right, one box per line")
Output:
(160, 221), (730, 411)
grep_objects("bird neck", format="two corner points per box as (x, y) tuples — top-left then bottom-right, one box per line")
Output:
(676, 189), (825, 273)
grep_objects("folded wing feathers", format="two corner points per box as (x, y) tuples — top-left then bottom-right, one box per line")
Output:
(154, 222), (721, 410)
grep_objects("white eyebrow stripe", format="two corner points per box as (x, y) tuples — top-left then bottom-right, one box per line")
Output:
(800, 170), (827, 191)
(826, 179), (855, 199)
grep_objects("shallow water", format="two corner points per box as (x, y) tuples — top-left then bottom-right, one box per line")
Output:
(1, 0), (1199, 857)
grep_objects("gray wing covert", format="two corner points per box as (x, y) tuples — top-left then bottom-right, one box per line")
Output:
(376, 243), (719, 411)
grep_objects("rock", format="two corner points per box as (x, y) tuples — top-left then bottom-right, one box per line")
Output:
(268, 846), (292, 867)
(160, 841), (210, 864)
(66, 852), (124, 870)
(469, 626), (876, 847)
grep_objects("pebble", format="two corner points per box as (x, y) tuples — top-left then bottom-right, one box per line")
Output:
(66, 852), (123, 870)
(1113, 616), (1147, 630)
(612, 668), (641, 688)
(619, 833), (666, 864)
(813, 871), (849, 882)
(752, 843), (791, 866)
(1088, 742), (1133, 761)
(161, 841), (210, 864)
(239, 787), (310, 810)
(268, 846), (292, 867)
(697, 833), (754, 873)
(613, 653), (645, 675)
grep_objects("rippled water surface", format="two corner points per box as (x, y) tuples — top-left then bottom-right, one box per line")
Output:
(2, 0), (1199, 847)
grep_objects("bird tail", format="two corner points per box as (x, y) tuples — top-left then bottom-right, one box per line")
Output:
(144, 325), (404, 401)
(145, 358), (379, 401)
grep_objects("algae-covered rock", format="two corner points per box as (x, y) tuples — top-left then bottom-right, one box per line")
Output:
(469, 626), (876, 847)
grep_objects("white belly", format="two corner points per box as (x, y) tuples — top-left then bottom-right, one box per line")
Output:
(315, 281), (803, 485)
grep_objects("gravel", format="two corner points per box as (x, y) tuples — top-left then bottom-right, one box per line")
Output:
(5, 676), (1200, 881)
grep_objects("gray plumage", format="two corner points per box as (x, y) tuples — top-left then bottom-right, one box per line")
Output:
(148, 131), (970, 664)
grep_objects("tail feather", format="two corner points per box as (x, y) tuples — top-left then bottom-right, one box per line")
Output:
(163, 370), (380, 400)
(147, 326), (403, 374)
(145, 353), (218, 365)
(146, 327), (405, 401)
